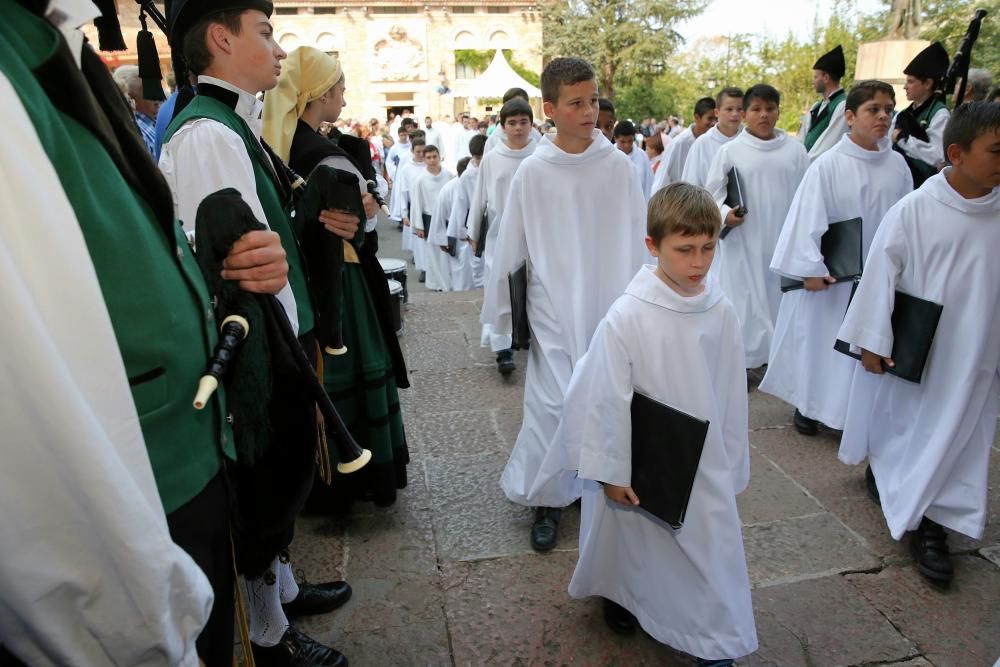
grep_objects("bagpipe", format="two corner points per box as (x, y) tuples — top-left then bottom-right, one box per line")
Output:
(938, 9), (988, 108)
(328, 130), (390, 215)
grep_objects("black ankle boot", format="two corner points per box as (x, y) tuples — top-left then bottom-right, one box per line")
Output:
(496, 349), (515, 375)
(911, 517), (953, 583)
(793, 409), (819, 436)
(530, 507), (560, 552)
(602, 598), (638, 635)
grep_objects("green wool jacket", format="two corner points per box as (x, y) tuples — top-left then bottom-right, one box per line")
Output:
(1, 3), (235, 514)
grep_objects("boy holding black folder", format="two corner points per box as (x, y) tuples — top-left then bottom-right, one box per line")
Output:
(704, 84), (809, 370)
(761, 81), (912, 435)
(482, 57), (648, 552)
(531, 183), (756, 665)
(837, 102), (1000, 584)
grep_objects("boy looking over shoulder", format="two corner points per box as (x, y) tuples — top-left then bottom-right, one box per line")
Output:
(535, 183), (756, 666)
(482, 57), (648, 552)
(838, 101), (1000, 584)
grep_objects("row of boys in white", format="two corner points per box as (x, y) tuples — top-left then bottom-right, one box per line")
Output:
(481, 124), (759, 661)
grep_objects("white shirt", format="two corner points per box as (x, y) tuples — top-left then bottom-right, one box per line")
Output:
(159, 75), (299, 334)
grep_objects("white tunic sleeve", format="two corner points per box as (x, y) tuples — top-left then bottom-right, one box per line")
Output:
(447, 178), (470, 239)
(431, 182), (453, 246)
(837, 207), (908, 357)
(410, 176), (428, 232)
(704, 146), (734, 225)
(479, 167), (528, 334)
(807, 99), (848, 160)
(466, 160), (488, 243)
(716, 305), (751, 494)
(1, 71), (208, 667)
(770, 162), (834, 279)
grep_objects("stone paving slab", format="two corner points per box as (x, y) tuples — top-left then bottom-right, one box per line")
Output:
(846, 556), (1000, 666)
(407, 408), (509, 459)
(737, 451), (824, 526)
(750, 575), (917, 666)
(406, 365), (525, 414)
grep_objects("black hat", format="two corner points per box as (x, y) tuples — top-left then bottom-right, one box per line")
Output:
(813, 45), (845, 79)
(166, 0), (273, 49)
(904, 42), (949, 81)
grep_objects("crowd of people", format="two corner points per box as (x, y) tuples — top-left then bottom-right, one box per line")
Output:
(1, 0), (999, 665)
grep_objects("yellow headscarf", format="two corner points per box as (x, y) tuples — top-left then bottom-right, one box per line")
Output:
(262, 46), (343, 164)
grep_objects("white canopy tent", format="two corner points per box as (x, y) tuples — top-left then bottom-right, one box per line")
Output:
(460, 50), (542, 99)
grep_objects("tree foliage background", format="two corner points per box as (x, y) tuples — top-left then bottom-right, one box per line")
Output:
(542, 0), (997, 132)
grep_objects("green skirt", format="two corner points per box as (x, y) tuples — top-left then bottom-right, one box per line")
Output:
(318, 262), (408, 508)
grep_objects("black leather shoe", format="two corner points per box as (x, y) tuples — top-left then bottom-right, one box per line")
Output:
(865, 465), (881, 506)
(282, 581), (352, 618)
(496, 349), (515, 375)
(911, 517), (953, 583)
(418, 271), (426, 283)
(530, 507), (561, 552)
(793, 409), (819, 436)
(602, 598), (637, 635)
(251, 626), (347, 667)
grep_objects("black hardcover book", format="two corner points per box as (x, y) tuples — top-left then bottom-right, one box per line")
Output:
(780, 217), (864, 292)
(629, 392), (710, 529)
(475, 208), (488, 258)
(720, 166), (747, 240)
(508, 262), (530, 350)
(421, 213), (433, 240)
(446, 235), (458, 257)
(833, 290), (943, 384)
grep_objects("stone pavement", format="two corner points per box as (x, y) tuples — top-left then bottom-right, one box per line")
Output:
(289, 223), (1000, 666)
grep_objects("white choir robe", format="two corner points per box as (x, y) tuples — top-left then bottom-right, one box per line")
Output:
(433, 178), (473, 290)
(530, 267), (757, 661)
(485, 124), (541, 154)
(761, 136), (912, 427)
(624, 144), (653, 198)
(391, 159), (425, 257)
(651, 126), (697, 194)
(468, 139), (537, 349)
(803, 95), (848, 161)
(681, 125), (741, 188)
(454, 128), (478, 161)
(705, 129), (809, 368)
(386, 140), (411, 183)
(410, 169), (454, 291)
(482, 130), (648, 506)
(448, 162), (481, 289)
(894, 105), (950, 171)
(837, 172), (1000, 540)
(1, 70), (212, 667)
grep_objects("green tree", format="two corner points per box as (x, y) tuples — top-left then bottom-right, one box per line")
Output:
(542, 0), (705, 99)
(917, 0), (999, 76)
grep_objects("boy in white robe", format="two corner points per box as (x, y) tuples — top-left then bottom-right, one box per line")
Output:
(385, 125), (411, 184)
(469, 98), (538, 375)
(652, 96), (717, 195)
(534, 183), (756, 665)
(613, 120), (653, 198)
(682, 87), (743, 187)
(482, 57), (648, 552)
(410, 144), (454, 291)
(449, 139), (486, 287)
(435, 157), (474, 290)
(761, 81), (912, 434)
(705, 84), (810, 369)
(393, 138), (426, 276)
(837, 101), (1000, 584)
(485, 87), (541, 154)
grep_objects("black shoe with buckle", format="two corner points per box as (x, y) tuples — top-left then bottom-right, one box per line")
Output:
(911, 517), (954, 583)
(282, 581), (352, 619)
(793, 409), (819, 436)
(530, 507), (561, 552)
(251, 626), (347, 667)
(865, 465), (881, 506)
(602, 598), (638, 635)
(496, 349), (515, 375)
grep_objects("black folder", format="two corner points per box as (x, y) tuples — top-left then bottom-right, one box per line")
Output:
(421, 212), (433, 240)
(834, 290), (943, 384)
(446, 235), (458, 258)
(719, 166), (747, 240)
(780, 217), (864, 292)
(475, 208), (488, 258)
(508, 261), (530, 350)
(629, 392), (709, 529)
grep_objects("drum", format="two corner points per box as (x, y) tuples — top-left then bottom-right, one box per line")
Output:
(387, 279), (403, 335)
(379, 257), (408, 303)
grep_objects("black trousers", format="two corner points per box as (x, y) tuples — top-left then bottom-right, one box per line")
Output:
(167, 472), (234, 667)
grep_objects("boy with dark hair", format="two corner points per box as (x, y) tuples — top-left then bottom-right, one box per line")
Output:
(504, 86), (529, 103)
(470, 97), (538, 374)
(761, 80), (912, 435)
(159, 1), (351, 663)
(614, 119), (653, 198)
(486, 87), (539, 153)
(801, 44), (848, 160)
(653, 96), (716, 193)
(449, 134), (488, 287)
(682, 87), (743, 187)
(597, 97), (616, 141)
(393, 136), (427, 276)
(386, 123), (411, 185)
(704, 83), (809, 371)
(893, 42), (950, 187)
(411, 145), (454, 291)
(838, 101), (1000, 584)
(435, 157), (474, 290)
(482, 57), (648, 552)
(534, 183), (756, 665)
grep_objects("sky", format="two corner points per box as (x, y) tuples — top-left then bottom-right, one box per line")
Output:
(677, 0), (886, 43)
